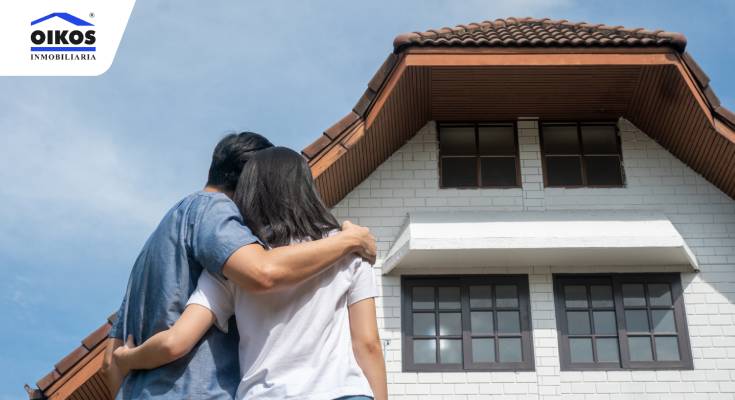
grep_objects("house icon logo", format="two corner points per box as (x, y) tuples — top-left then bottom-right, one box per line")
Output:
(30, 12), (97, 60)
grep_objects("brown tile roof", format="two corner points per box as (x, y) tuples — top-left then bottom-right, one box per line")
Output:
(392, 17), (687, 53)
(302, 18), (694, 164)
(26, 314), (116, 399)
(302, 17), (735, 206)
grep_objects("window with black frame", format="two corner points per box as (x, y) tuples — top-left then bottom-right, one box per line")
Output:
(553, 274), (692, 370)
(401, 276), (534, 372)
(438, 123), (520, 188)
(540, 122), (624, 187)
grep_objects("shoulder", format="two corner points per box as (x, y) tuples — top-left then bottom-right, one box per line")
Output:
(191, 192), (241, 217)
(344, 253), (371, 272)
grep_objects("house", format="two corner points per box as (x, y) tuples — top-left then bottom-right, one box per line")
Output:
(27, 17), (735, 399)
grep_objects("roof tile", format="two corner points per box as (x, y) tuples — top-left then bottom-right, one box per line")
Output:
(36, 370), (60, 392)
(324, 112), (360, 140)
(54, 345), (90, 375)
(352, 88), (377, 117)
(393, 17), (687, 53)
(302, 134), (332, 159)
(82, 322), (112, 350)
(682, 52), (710, 88)
(367, 54), (398, 93)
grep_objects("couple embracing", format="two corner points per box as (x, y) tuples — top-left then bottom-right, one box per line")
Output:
(101, 132), (387, 400)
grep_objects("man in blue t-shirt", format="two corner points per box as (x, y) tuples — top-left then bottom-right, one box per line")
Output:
(101, 132), (376, 399)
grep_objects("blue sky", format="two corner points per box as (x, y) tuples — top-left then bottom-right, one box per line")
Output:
(0, 0), (732, 397)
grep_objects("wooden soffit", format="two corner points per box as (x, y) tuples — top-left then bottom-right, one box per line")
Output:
(306, 48), (735, 207)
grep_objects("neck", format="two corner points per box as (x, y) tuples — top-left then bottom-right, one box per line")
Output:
(203, 185), (234, 199)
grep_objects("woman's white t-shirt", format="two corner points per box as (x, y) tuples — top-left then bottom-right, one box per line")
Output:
(187, 252), (377, 400)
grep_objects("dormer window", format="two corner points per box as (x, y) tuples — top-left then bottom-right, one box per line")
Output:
(438, 123), (520, 188)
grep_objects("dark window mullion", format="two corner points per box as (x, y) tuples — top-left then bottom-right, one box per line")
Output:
(434, 287), (440, 363)
(578, 122), (588, 186)
(493, 283), (500, 362)
(475, 123), (481, 187)
(644, 283), (660, 361)
(461, 285), (472, 369)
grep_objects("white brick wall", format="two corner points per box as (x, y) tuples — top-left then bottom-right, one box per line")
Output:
(331, 118), (735, 399)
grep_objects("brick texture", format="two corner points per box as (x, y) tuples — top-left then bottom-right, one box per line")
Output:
(331, 118), (735, 399)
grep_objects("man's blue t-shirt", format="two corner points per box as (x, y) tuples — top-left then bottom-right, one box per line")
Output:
(109, 191), (260, 399)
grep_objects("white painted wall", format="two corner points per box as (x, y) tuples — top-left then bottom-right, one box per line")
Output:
(331, 118), (735, 399)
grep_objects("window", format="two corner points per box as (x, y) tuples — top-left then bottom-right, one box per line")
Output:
(553, 274), (692, 370)
(401, 276), (533, 371)
(438, 123), (520, 188)
(540, 122), (624, 187)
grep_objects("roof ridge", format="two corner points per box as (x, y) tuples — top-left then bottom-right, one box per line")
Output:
(393, 17), (687, 53)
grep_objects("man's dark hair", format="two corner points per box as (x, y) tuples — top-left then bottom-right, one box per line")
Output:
(207, 132), (274, 192)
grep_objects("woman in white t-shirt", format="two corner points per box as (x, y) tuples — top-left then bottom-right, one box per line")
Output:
(112, 147), (387, 400)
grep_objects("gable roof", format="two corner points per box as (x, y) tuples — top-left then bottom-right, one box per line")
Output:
(302, 17), (735, 207)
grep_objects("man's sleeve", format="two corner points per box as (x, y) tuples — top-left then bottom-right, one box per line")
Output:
(192, 196), (262, 276)
(347, 258), (379, 306)
(108, 297), (126, 340)
(186, 271), (236, 333)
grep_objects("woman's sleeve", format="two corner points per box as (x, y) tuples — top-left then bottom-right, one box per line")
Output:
(347, 258), (379, 306)
(187, 270), (236, 333)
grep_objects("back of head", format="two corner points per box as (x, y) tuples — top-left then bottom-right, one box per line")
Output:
(207, 132), (274, 192)
(233, 146), (340, 248)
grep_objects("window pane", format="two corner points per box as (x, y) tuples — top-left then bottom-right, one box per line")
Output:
(585, 156), (623, 186)
(412, 287), (434, 310)
(581, 125), (618, 154)
(546, 156), (582, 186)
(629, 336), (653, 361)
(472, 338), (495, 363)
(564, 285), (588, 308)
(570, 338), (594, 363)
(413, 339), (437, 364)
(438, 287), (461, 309)
(648, 284), (672, 306)
(590, 285), (614, 308)
(471, 312), (493, 335)
(413, 313), (436, 336)
(469, 285), (492, 308)
(498, 338), (522, 362)
(481, 157), (517, 187)
(439, 339), (462, 364)
(567, 311), (591, 335)
(496, 285), (519, 308)
(479, 125), (515, 155)
(440, 126), (475, 155)
(596, 338), (620, 362)
(441, 158), (477, 188)
(543, 125), (579, 154)
(497, 311), (520, 333)
(655, 336), (680, 361)
(652, 310), (676, 333)
(439, 313), (462, 336)
(622, 284), (646, 306)
(593, 311), (617, 335)
(625, 310), (650, 332)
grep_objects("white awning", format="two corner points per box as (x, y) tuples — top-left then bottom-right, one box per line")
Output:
(382, 211), (699, 274)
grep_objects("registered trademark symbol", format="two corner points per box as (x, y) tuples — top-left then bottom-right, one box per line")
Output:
(89, 12), (95, 18)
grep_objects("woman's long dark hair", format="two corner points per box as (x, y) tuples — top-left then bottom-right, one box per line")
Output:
(233, 146), (340, 248)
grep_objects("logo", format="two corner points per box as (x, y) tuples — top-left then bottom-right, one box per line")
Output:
(30, 12), (96, 61)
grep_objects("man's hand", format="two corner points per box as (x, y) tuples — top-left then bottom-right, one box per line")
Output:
(341, 221), (376, 264)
